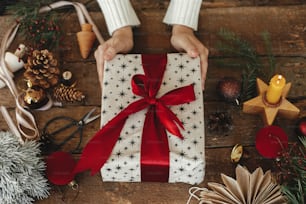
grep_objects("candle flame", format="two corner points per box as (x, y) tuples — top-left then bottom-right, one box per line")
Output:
(276, 75), (283, 84)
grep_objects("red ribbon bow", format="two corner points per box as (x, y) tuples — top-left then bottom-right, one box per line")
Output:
(73, 54), (196, 181)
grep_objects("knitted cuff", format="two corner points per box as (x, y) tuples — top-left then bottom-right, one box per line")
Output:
(163, 0), (202, 31)
(97, 0), (140, 35)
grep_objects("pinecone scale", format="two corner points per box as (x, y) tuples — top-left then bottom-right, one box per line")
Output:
(24, 49), (60, 89)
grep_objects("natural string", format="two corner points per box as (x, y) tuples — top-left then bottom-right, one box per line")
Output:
(186, 186), (208, 204)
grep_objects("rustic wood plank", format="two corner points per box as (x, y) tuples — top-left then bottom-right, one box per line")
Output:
(4, 5), (306, 59)
(1, 56), (305, 148)
(2, 56), (306, 108)
(80, 0), (306, 10)
(0, 3), (305, 203)
(14, 101), (299, 152)
(51, 5), (306, 60)
(35, 146), (273, 204)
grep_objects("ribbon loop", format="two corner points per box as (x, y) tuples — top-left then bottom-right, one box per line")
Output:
(131, 74), (148, 97)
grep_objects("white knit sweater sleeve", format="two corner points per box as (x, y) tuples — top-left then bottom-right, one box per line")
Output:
(97, 0), (140, 35)
(163, 0), (202, 31)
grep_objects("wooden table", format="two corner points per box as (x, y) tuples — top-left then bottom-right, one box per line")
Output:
(0, 1), (305, 203)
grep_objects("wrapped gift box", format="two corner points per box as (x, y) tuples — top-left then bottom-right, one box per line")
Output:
(99, 53), (205, 184)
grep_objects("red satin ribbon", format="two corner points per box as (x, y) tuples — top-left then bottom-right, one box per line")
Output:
(73, 54), (196, 182)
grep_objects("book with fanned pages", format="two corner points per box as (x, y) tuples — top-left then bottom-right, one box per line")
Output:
(200, 165), (287, 204)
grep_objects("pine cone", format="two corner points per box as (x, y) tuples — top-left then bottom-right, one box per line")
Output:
(207, 112), (233, 133)
(53, 83), (85, 102)
(24, 49), (60, 89)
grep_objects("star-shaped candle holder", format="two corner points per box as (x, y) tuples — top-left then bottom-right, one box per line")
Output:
(243, 78), (300, 126)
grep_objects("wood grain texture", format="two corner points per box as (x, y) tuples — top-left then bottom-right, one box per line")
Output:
(50, 5), (306, 59)
(35, 146), (273, 204)
(0, 2), (305, 203)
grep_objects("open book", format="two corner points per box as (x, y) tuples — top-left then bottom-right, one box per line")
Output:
(200, 165), (287, 204)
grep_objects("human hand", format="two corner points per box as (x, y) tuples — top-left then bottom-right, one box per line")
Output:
(170, 25), (209, 90)
(94, 26), (134, 88)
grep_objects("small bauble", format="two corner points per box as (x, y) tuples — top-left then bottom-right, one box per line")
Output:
(295, 117), (306, 136)
(46, 151), (76, 186)
(61, 70), (74, 86)
(23, 85), (49, 109)
(217, 77), (241, 105)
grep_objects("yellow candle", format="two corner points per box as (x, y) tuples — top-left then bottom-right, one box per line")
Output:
(266, 74), (286, 104)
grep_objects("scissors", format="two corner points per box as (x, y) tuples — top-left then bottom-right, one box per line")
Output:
(41, 108), (100, 154)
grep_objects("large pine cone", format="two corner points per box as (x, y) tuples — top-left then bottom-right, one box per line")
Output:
(24, 49), (60, 89)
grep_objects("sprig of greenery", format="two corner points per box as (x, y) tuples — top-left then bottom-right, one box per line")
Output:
(216, 28), (276, 103)
(299, 136), (306, 147)
(275, 136), (306, 204)
(7, 0), (62, 50)
(261, 31), (276, 79)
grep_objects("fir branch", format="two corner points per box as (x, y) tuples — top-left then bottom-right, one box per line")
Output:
(0, 131), (49, 204)
(261, 31), (276, 80)
(7, 0), (62, 50)
(298, 136), (306, 148)
(217, 28), (263, 102)
(275, 142), (306, 204)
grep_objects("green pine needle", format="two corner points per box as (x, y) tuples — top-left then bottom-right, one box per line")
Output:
(7, 0), (62, 50)
(216, 28), (278, 103)
(261, 31), (276, 79)
(216, 28), (264, 102)
(298, 136), (306, 148)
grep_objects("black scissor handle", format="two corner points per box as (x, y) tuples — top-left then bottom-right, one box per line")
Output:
(41, 116), (83, 154)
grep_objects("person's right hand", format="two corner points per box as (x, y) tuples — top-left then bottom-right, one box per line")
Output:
(170, 25), (209, 90)
(94, 26), (134, 88)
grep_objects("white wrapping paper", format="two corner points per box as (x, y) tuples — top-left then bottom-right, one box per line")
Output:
(100, 53), (205, 184)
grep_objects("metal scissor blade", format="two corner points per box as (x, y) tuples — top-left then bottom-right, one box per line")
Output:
(84, 114), (100, 124)
(82, 108), (100, 124)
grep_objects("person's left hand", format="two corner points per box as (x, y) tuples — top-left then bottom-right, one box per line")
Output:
(170, 25), (209, 90)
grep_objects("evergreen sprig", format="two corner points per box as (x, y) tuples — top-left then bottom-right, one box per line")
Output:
(275, 136), (306, 204)
(7, 0), (62, 50)
(0, 131), (49, 204)
(261, 31), (276, 79)
(216, 28), (275, 102)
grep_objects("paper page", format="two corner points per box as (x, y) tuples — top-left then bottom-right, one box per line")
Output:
(208, 182), (242, 203)
(221, 173), (246, 203)
(236, 165), (250, 202)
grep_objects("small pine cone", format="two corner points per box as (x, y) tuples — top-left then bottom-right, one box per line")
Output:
(53, 83), (85, 102)
(207, 112), (233, 133)
(24, 49), (60, 89)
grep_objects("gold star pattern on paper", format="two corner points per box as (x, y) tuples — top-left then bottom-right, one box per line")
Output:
(243, 78), (300, 126)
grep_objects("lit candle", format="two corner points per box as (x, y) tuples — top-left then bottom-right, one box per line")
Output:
(266, 74), (286, 104)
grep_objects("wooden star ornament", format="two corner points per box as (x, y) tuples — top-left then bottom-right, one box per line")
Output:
(243, 78), (300, 126)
